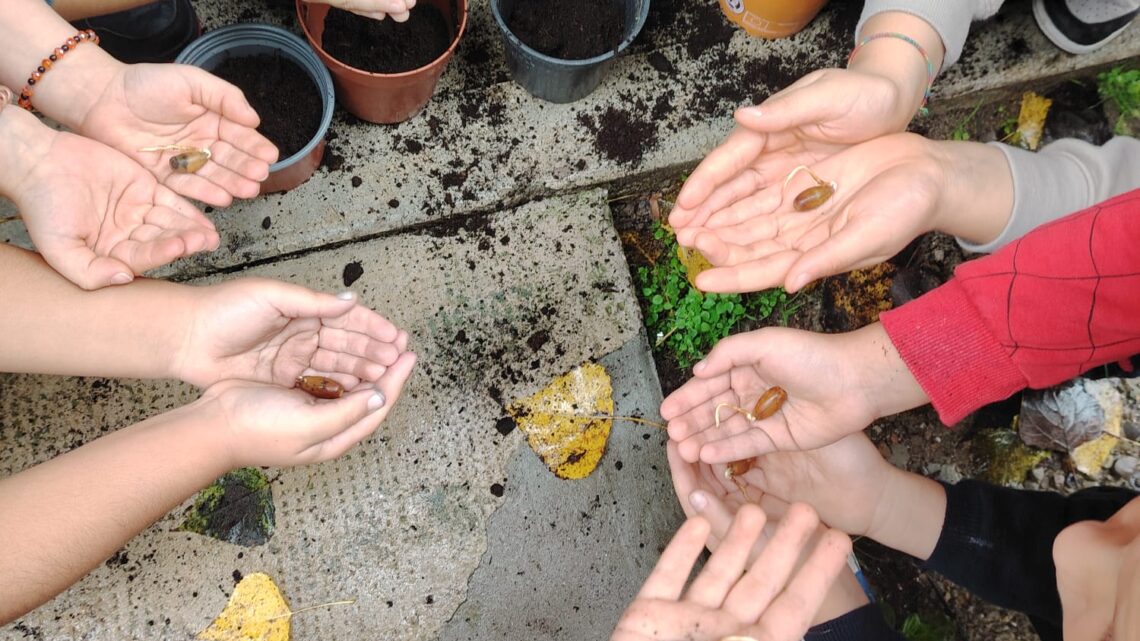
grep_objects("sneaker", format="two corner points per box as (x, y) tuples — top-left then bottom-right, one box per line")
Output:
(1032, 0), (1138, 54)
(71, 0), (201, 64)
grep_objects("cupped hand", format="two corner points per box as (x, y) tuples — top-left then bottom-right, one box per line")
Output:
(10, 119), (219, 290)
(678, 132), (945, 294)
(669, 68), (908, 236)
(661, 327), (883, 464)
(611, 503), (851, 641)
(201, 350), (416, 468)
(78, 63), (278, 207)
(174, 279), (409, 391)
(304, 0), (417, 21)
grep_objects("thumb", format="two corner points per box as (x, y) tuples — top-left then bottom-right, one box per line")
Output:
(181, 64), (261, 128)
(784, 214), (891, 293)
(266, 281), (359, 319)
(297, 385), (388, 446)
(310, 351), (417, 460)
(49, 248), (136, 290)
(734, 73), (831, 134)
(695, 328), (784, 378)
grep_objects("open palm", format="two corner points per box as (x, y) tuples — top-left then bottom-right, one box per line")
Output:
(13, 128), (218, 290)
(78, 63), (279, 207)
(175, 279), (408, 391)
(676, 133), (943, 294)
(661, 328), (879, 464)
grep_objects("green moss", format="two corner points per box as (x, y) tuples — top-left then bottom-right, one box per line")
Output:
(976, 428), (1050, 486)
(177, 468), (275, 546)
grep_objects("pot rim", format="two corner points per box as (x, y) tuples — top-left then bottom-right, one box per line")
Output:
(175, 23), (335, 174)
(489, 0), (650, 67)
(296, 0), (470, 79)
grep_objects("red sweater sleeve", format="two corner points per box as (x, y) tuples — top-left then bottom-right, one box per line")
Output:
(880, 189), (1140, 425)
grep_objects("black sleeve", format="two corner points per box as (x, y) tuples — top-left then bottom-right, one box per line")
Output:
(805, 603), (905, 641)
(924, 480), (1136, 628)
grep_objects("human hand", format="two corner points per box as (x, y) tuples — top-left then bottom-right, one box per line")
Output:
(673, 133), (949, 294)
(174, 279), (408, 391)
(198, 350), (416, 468)
(3, 108), (219, 290)
(303, 0), (417, 21)
(76, 63), (278, 207)
(662, 326), (910, 464)
(669, 68), (909, 237)
(611, 504), (851, 641)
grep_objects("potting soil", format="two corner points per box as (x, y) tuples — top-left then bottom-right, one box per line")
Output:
(211, 54), (323, 159)
(505, 0), (624, 60)
(322, 6), (453, 74)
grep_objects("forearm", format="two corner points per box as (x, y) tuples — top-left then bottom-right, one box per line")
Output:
(0, 0), (122, 130)
(0, 243), (195, 379)
(842, 323), (929, 420)
(962, 137), (1140, 252)
(0, 400), (230, 623)
(49, 0), (153, 21)
(867, 467), (946, 560)
(847, 11), (946, 129)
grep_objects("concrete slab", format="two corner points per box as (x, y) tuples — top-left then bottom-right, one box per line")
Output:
(0, 188), (678, 640)
(2, 1), (1134, 278)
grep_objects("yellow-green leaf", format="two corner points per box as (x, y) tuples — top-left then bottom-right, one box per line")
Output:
(507, 363), (614, 479)
(677, 245), (713, 290)
(1013, 91), (1053, 151)
(197, 573), (290, 641)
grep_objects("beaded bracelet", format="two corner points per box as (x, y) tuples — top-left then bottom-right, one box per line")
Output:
(847, 31), (936, 116)
(18, 29), (100, 112)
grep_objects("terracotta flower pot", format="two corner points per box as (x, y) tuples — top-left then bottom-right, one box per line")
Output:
(718, 0), (829, 39)
(175, 23), (335, 195)
(296, 0), (468, 124)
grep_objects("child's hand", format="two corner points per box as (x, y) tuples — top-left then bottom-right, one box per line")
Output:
(303, 0), (417, 21)
(174, 279), (408, 391)
(197, 350), (415, 468)
(663, 327), (883, 464)
(611, 504), (851, 641)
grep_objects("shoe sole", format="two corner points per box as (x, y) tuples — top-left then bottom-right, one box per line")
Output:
(1032, 0), (1136, 54)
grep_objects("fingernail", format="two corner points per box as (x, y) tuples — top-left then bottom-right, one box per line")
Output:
(693, 359), (707, 373)
(741, 107), (761, 117)
(367, 390), (386, 412)
(111, 273), (133, 285)
(689, 491), (708, 513)
(337, 290), (355, 300)
(790, 273), (811, 292)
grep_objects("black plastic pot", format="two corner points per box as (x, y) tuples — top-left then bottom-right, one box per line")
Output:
(490, 0), (650, 103)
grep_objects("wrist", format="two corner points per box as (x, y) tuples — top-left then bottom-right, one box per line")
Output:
(177, 391), (239, 472)
(844, 323), (928, 420)
(930, 140), (1014, 244)
(867, 466), (946, 560)
(37, 46), (122, 132)
(0, 104), (57, 200)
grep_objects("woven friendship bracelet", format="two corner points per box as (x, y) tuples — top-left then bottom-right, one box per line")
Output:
(18, 29), (100, 112)
(847, 31), (936, 116)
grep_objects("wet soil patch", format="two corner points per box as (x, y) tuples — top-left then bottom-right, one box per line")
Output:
(579, 104), (658, 165)
(322, 5), (452, 73)
(504, 0), (625, 60)
(210, 54), (321, 158)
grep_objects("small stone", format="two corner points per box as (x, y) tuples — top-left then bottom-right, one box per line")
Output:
(1114, 455), (1139, 477)
(1031, 467), (1047, 482)
(936, 464), (963, 484)
(1053, 472), (1066, 488)
(1024, 481), (1039, 491)
(888, 443), (910, 469)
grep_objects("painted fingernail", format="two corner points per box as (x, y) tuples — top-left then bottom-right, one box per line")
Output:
(368, 390), (386, 412)
(689, 491), (708, 513)
(337, 290), (355, 300)
(112, 273), (133, 285)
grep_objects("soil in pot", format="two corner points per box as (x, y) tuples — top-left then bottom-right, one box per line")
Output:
(321, 7), (453, 73)
(211, 54), (322, 159)
(505, 0), (625, 60)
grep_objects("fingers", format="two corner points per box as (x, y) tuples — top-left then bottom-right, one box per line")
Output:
(47, 246), (137, 290)
(691, 330), (776, 379)
(179, 64), (261, 129)
(686, 504), (767, 609)
(729, 529), (852, 639)
(671, 128), (770, 227)
(721, 503), (821, 621)
(660, 374), (730, 423)
(635, 516), (711, 601)
(697, 429), (783, 464)
(733, 71), (830, 134)
(693, 253), (801, 295)
(309, 350), (417, 460)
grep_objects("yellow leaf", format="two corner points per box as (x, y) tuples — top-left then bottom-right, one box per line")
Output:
(677, 245), (714, 290)
(198, 573), (290, 641)
(1070, 433), (1118, 476)
(1013, 91), (1053, 151)
(507, 363), (614, 479)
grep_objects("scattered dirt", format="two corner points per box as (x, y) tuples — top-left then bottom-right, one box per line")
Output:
(503, 0), (625, 60)
(322, 5), (453, 73)
(210, 53), (321, 158)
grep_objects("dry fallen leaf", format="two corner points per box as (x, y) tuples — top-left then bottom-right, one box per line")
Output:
(197, 573), (290, 641)
(507, 362), (614, 479)
(677, 245), (714, 290)
(1013, 91), (1053, 151)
